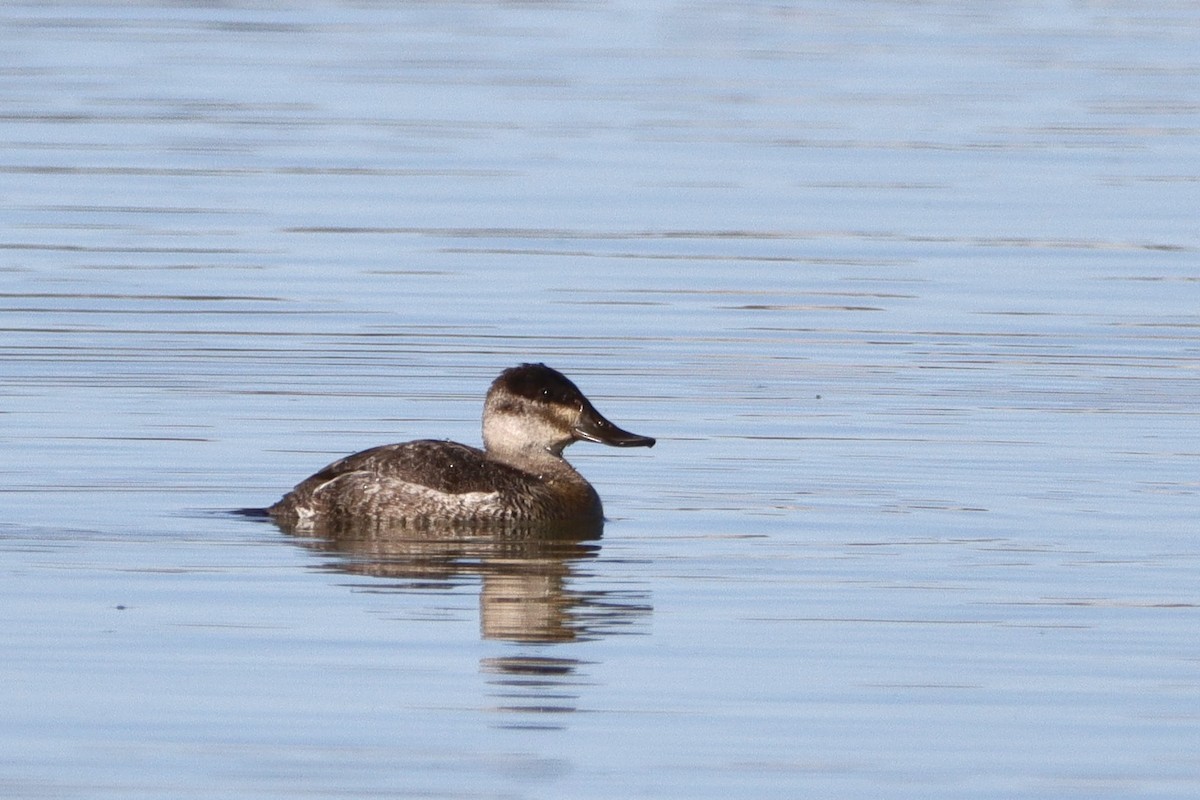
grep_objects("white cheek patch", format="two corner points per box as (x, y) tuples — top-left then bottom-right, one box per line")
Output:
(484, 407), (575, 455)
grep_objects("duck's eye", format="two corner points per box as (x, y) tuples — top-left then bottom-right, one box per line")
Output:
(539, 387), (553, 400)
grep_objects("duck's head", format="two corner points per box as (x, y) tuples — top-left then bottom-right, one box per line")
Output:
(482, 363), (655, 461)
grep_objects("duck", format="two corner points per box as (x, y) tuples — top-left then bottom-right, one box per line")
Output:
(268, 363), (655, 531)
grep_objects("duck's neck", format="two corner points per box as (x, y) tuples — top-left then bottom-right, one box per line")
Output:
(486, 440), (581, 478)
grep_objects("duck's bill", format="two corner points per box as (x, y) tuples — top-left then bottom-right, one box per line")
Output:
(573, 404), (656, 448)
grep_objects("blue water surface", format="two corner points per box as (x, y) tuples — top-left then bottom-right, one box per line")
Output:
(2, 2), (1198, 798)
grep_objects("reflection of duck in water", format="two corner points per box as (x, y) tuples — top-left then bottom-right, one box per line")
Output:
(268, 363), (655, 532)
(286, 523), (653, 643)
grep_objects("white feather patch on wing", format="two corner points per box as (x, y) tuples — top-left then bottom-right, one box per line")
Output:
(312, 471), (504, 517)
(405, 484), (504, 512)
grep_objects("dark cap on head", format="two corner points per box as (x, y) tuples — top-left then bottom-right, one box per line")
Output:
(493, 363), (585, 406)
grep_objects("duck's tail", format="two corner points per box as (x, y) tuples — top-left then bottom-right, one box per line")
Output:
(231, 506), (272, 519)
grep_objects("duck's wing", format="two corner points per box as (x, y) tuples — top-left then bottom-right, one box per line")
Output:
(298, 439), (513, 494)
(269, 440), (536, 529)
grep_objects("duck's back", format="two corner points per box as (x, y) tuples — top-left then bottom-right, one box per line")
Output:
(269, 439), (601, 531)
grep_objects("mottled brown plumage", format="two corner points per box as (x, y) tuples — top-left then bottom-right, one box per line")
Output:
(268, 364), (654, 532)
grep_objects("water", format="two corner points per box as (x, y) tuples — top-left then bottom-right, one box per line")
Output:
(3, 2), (1199, 798)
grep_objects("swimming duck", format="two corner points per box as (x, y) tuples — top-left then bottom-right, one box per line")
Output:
(268, 363), (655, 531)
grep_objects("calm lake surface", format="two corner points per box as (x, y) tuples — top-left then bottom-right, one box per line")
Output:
(3, 1), (1199, 797)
